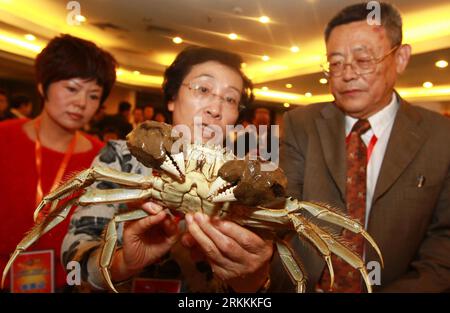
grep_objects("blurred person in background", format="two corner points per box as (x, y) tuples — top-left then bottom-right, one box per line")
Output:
(113, 101), (133, 139)
(153, 110), (167, 123)
(0, 89), (9, 121)
(132, 106), (144, 128)
(3, 95), (33, 120)
(143, 103), (154, 121)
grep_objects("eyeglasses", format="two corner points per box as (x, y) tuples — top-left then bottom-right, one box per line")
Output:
(321, 45), (400, 78)
(181, 80), (241, 109)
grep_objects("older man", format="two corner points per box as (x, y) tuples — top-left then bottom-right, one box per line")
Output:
(272, 2), (450, 292)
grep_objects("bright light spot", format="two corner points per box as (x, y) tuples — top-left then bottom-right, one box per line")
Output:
(285, 83), (293, 89)
(290, 46), (299, 53)
(319, 78), (328, 84)
(228, 33), (238, 40)
(305, 92), (312, 97)
(262, 55), (270, 61)
(172, 37), (183, 44)
(283, 103), (290, 108)
(259, 16), (270, 23)
(0, 33), (43, 53)
(435, 60), (448, 68)
(241, 62), (247, 68)
(133, 70), (140, 75)
(423, 82), (433, 88)
(24, 34), (36, 41)
(75, 15), (86, 23)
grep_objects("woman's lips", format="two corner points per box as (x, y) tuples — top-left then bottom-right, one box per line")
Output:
(67, 112), (83, 121)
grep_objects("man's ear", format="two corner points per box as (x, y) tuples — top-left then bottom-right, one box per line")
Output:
(396, 44), (411, 74)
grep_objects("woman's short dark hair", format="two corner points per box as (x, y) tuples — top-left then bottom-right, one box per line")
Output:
(35, 34), (117, 104)
(162, 46), (254, 110)
(325, 2), (403, 47)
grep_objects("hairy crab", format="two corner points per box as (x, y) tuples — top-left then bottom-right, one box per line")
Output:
(2, 121), (383, 293)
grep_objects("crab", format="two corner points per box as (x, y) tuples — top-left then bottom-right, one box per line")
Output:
(2, 121), (383, 293)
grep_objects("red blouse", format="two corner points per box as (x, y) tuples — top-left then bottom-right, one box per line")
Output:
(0, 118), (104, 291)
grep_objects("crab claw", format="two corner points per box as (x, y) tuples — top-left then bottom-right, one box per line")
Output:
(127, 121), (185, 180)
(211, 159), (287, 206)
(170, 151), (186, 176)
(208, 176), (237, 202)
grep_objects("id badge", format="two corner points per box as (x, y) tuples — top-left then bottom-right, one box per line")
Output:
(10, 250), (54, 293)
(132, 278), (181, 293)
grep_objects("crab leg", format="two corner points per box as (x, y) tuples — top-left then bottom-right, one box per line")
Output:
(286, 199), (384, 267)
(79, 188), (163, 205)
(275, 240), (307, 293)
(288, 214), (335, 290)
(33, 166), (160, 222)
(234, 202), (373, 292)
(1, 197), (78, 288)
(100, 209), (152, 293)
(306, 222), (373, 293)
(3, 167), (163, 289)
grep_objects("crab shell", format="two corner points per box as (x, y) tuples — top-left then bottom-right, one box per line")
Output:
(125, 120), (288, 215)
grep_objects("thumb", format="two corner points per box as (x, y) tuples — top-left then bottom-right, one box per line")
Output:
(124, 210), (167, 235)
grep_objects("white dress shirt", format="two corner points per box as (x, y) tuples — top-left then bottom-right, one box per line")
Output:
(345, 92), (399, 228)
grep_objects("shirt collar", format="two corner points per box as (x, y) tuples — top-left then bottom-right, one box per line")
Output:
(345, 92), (399, 137)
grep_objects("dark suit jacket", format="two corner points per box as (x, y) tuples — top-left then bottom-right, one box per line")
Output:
(270, 96), (450, 292)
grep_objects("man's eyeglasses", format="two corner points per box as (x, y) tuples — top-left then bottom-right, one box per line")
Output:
(181, 81), (241, 109)
(321, 45), (400, 78)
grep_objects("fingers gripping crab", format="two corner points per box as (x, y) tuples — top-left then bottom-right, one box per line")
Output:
(2, 121), (383, 293)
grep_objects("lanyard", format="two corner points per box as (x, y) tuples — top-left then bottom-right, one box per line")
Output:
(34, 118), (79, 206)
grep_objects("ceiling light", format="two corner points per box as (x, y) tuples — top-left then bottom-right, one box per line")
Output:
(285, 83), (293, 89)
(75, 15), (86, 23)
(319, 78), (328, 84)
(172, 37), (183, 44)
(228, 33), (238, 40)
(24, 34), (36, 41)
(0, 33), (43, 53)
(435, 60), (448, 68)
(290, 46), (299, 53)
(262, 55), (270, 61)
(283, 103), (290, 108)
(261, 86), (269, 91)
(259, 16), (270, 23)
(305, 92), (312, 97)
(423, 82), (433, 88)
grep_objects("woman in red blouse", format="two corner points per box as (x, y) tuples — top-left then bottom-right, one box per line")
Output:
(0, 34), (116, 292)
